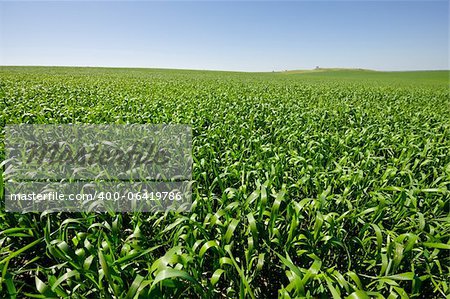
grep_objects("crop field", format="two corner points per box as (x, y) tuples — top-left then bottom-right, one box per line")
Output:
(0, 66), (449, 298)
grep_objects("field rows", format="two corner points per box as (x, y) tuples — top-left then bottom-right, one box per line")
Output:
(0, 67), (449, 298)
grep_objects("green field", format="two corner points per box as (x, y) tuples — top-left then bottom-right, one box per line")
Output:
(0, 66), (449, 298)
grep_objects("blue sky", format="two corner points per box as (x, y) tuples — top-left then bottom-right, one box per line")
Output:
(0, 1), (448, 71)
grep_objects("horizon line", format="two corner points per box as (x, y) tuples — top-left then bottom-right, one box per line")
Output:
(0, 64), (449, 73)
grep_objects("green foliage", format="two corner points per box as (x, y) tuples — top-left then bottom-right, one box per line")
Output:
(0, 66), (449, 298)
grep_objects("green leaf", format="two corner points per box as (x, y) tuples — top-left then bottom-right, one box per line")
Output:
(51, 270), (79, 291)
(0, 238), (43, 265)
(199, 240), (219, 258)
(224, 219), (239, 243)
(346, 290), (370, 299)
(151, 269), (197, 288)
(125, 274), (144, 299)
(385, 272), (415, 281)
(423, 242), (450, 250)
(210, 269), (225, 286)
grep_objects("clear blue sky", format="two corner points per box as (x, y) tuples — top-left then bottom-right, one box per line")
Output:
(0, 1), (448, 71)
